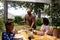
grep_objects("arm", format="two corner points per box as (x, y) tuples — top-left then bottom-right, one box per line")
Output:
(31, 20), (35, 28)
(31, 15), (36, 28)
(12, 28), (18, 34)
(21, 18), (26, 23)
(40, 25), (45, 31)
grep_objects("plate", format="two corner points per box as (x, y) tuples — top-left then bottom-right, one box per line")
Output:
(14, 36), (25, 40)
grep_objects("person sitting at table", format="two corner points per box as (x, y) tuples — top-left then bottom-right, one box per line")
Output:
(7, 19), (17, 34)
(37, 18), (50, 35)
(2, 21), (15, 40)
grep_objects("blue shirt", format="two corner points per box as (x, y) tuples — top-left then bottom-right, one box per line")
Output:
(2, 31), (15, 40)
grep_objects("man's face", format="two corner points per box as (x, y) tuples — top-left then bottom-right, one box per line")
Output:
(27, 11), (31, 15)
(6, 23), (14, 32)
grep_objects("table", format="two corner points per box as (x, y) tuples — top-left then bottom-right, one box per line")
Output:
(14, 30), (59, 40)
(14, 31), (28, 40)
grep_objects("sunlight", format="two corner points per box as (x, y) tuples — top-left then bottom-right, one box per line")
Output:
(8, 6), (27, 17)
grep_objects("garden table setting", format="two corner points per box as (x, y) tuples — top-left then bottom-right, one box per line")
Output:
(14, 26), (59, 40)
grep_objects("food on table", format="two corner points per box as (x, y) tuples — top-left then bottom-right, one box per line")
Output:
(33, 30), (37, 35)
(15, 34), (21, 37)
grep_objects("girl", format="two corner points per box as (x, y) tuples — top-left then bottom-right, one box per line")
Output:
(37, 18), (50, 35)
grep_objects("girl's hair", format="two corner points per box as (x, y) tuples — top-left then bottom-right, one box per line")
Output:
(43, 18), (49, 25)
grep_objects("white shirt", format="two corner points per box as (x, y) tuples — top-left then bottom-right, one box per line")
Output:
(40, 24), (50, 34)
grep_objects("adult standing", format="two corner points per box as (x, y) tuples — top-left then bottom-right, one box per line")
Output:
(22, 9), (36, 30)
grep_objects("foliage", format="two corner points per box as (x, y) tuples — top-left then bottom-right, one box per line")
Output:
(14, 16), (42, 26)
(34, 3), (44, 14)
(36, 18), (41, 26)
(14, 16), (23, 24)
(52, 18), (60, 26)
(0, 18), (4, 31)
(0, 3), (4, 31)
(36, 26), (41, 31)
(9, 1), (44, 18)
(51, 0), (60, 27)
(44, 5), (50, 15)
(34, 3), (44, 18)
(11, 1), (44, 10)
(51, 0), (60, 18)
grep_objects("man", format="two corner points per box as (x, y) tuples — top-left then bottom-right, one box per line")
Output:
(22, 9), (36, 30)
(2, 20), (15, 40)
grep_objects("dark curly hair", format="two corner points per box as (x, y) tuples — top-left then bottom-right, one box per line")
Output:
(43, 18), (49, 25)
(5, 19), (14, 27)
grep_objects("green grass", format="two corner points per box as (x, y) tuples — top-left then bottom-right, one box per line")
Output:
(36, 26), (41, 31)
(14, 23), (19, 28)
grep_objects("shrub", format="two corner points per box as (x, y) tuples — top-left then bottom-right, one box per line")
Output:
(14, 16), (23, 24)
(36, 18), (41, 26)
(52, 18), (60, 26)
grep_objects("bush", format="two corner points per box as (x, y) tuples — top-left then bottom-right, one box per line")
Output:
(14, 16), (23, 24)
(36, 18), (41, 26)
(52, 18), (60, 26)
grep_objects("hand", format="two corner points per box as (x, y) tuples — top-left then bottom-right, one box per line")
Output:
(13, 29), (18, 34)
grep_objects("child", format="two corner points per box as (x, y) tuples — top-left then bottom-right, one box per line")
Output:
(2, 21), (15, 40)
(37, 18), (50, 35)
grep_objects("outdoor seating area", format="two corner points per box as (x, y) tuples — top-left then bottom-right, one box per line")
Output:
(14, 26), (59, 40)
(0, 0), (60, 40)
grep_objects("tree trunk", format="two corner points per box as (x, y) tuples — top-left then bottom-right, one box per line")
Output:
(4, 0), (8, 23)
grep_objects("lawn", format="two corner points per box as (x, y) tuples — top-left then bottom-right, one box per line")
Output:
(14, 23), (19, 28)
(36, 26), (41, 31)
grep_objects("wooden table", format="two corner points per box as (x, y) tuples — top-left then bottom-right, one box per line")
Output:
(14, 32), (28, 40)
(14, 30), (59, 40)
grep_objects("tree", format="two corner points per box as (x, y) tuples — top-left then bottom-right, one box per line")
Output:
(51, 0), (60, 27)
(34, 3), (44, 18)
(44, 4), (50, 16)
(0, 1), (4, 31)
(8, 1), (44, 18)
